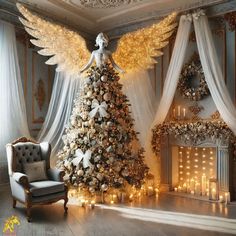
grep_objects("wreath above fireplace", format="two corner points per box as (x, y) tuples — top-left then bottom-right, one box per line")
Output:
(177, 54), (210, 101)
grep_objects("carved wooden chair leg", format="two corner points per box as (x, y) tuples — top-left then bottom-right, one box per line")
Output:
(26, 205), (32, 222)
(64, 197), (68, 214)
(12, 198), (17, 208)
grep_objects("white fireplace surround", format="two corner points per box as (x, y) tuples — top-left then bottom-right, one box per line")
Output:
(160, 135), (233, 201)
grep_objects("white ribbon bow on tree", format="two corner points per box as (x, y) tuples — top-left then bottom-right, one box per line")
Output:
(89, 99), (108, 118)
(72, 149), (92, 168)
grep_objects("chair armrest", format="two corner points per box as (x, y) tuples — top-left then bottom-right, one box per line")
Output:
(12, 172), (29, 188)
(47, 168), (65, 182)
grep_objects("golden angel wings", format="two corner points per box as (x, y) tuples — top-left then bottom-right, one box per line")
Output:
(17, 3), (177, 75)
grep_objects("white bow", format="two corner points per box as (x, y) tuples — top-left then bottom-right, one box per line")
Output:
(182, 14), (192, 22)
(192, 9), (205, 20)
(89, 99), (108, 118)
(72, 149), (92, 168)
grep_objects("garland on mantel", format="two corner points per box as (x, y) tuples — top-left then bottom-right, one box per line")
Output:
(152, 120), (236, 156)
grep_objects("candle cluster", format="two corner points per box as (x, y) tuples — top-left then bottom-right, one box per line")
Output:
(175, 146), (217, 198)
(172, 106), (186, 120)
(68, 180), (159, 207)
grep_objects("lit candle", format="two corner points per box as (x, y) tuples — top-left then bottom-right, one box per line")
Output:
(80, 199), (86, 207)
(129, 194), (133, 202)
(174, 187), (178, 192)
(147, 186), (154, 196)
(155, 188), (159, 196)
(195, 183), (201, 195)
(173, 108), (176, 118)
(225, 192), (230, 204)
(201, 174), (206, 195)
(183, 108), (186, 118)
(219, 195), (224, 203)
(212, 188), (216, 200)
(178, 106), (181, 117)
(190, 190), (195, 195)
(90, 200), (95, 209)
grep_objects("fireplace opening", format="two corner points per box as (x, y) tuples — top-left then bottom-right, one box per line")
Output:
(173, 146), (217, 197)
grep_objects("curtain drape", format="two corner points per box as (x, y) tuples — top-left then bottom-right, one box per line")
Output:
(0, 20), (30, 161)
(143, 15), (192, 183)
(121, 70), (157, 147)
(37, 72), (81, 165)
(193, 10), (236, 135)
(151, 14), (192, 127)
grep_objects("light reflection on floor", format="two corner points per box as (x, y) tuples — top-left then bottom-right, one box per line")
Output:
(98, 204), (236, 234)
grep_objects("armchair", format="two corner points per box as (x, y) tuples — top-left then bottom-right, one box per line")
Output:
(6, 137), (68, 222)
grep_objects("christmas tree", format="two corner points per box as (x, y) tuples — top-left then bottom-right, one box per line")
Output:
(57, 63), (148, 195)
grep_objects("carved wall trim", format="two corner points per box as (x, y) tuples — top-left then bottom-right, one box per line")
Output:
(32, 51), (49, 124)
(34, 78), (46, 111)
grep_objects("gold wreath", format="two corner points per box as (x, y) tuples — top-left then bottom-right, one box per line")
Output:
(177, 58), (209, 101)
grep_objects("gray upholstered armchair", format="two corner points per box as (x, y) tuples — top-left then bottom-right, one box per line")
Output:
(6, 137), (68, 222)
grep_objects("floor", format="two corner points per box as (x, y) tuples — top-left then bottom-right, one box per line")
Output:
(1, 185), (236, 236)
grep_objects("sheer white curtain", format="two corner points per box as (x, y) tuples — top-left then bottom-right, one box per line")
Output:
(37, 72), (81, 165)
(121, 70), (157, 147)
(0, 20), (30, 162)
(145, 15), (192, 183)
(193, 10), (236, 135)
(151, 14), (192, 127)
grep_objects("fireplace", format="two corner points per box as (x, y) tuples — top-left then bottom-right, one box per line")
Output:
(159, 135), (234, 202)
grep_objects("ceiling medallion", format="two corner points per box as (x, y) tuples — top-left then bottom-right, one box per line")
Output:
(78, 0), (143, 8)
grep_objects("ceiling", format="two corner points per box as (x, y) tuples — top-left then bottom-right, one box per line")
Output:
(0, 0), (233, 39)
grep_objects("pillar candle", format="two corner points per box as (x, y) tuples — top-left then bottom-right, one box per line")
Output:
(212, 188), (216, 200)
(201, 174), (206, 195)
(178, 106), (181, 117)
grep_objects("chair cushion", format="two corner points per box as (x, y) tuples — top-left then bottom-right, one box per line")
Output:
(23, 160), (48, 182)
(30, 180), (65, 197)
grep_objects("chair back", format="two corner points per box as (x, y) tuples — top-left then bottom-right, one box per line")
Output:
(6, 137), (51, 175)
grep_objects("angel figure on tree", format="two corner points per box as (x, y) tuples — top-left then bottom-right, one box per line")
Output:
(17, 3), (177, 195)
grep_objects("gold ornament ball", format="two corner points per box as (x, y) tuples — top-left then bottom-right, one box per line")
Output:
(77, 170), (84, 176)
(101, 75), (108, 82)
(103, 93), (111, 101)
(101, 184), (108, 191)
(87, 90), (93, 97)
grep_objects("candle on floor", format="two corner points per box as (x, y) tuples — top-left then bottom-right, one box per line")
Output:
(174, 187), (178, 192)
(173, 108), (176, 118)
(212, 188), (216, 200)
(219, 195), (224, 203)
(225, 192), (230, 204)
(90, 200), (95, 209)
(183, 108), (186, 118)
(201, 174), (206, 195)
(178, 106), (181, 117)
(147, 186), (154, 196)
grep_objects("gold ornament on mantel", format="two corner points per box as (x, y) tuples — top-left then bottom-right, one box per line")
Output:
(16, 3), (177, 75)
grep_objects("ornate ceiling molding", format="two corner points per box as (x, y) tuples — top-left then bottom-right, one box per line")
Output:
(74, 0), (143, 8)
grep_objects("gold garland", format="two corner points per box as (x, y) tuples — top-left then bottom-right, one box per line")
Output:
(152, 120), (236, 156)
(177, 58), (209, 101)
